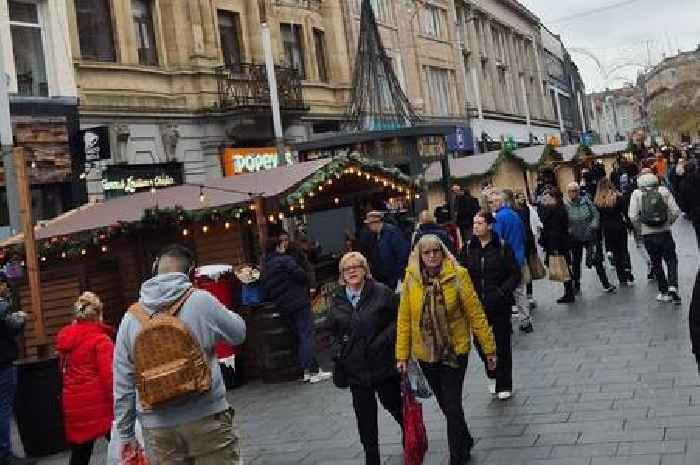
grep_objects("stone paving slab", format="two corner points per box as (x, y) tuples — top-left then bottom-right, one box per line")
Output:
(12, 219), (700, 464)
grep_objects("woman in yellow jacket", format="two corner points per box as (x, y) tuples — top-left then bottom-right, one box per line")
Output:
(396, 234), (496, 465)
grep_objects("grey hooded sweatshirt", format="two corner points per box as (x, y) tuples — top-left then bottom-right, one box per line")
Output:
(113, 272), (246, 441)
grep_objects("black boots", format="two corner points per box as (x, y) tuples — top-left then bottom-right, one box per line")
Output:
(557, 281), (575, 304)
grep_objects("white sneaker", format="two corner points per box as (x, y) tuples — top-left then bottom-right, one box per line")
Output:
(656, 293), (672, 303)
(488, 382), (496, 395)
(497, 391), (513, 400)
(303, 371), (312, 382)
(308, 370), (332, 384)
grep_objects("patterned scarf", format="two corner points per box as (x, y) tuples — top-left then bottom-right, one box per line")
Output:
(420, 272), (459, 367)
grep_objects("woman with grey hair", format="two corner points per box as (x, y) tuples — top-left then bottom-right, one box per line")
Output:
(56, 292), (114, 465)
(328, 252), (401, 465)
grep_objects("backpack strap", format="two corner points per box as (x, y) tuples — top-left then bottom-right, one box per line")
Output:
(166, 287), (195, 317)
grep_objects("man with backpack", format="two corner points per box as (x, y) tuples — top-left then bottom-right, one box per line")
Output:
(113, 244), (246, 464)
(629, 172), (682, 305)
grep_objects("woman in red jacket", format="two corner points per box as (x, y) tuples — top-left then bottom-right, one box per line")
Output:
(56, 292), (114, 465)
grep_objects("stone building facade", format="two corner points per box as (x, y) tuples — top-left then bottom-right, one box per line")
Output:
(587, 86), (643, 144)
(642, 46), (700, 144)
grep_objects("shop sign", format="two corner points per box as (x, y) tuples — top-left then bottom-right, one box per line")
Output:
(102, 162), (184, 197)
(418, 135), (446, 160)
(446, 126), (474, 152)
(222, 147), (294, 176)
(79, 126), (111, 162)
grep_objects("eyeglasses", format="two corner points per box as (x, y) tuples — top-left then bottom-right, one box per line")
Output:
(342, 265), (364, 273)
(422, 248), (443, 256)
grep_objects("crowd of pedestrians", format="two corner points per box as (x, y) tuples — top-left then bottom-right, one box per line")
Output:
(0, 146), (698, 465)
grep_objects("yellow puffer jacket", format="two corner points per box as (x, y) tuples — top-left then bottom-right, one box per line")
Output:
(396, 257), (496, 362)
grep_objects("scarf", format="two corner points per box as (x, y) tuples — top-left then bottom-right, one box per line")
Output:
(420, 272), (459, 367)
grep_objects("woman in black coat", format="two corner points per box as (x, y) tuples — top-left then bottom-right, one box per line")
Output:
(460, 211), (521, 399)
(594, 178), (633, 285)
(539, 188), (575, 303)
(328, 252), (402, 465)
(690, 269), (700, 372)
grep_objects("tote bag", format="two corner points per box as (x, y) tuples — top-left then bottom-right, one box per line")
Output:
(548, 255), (571, 282)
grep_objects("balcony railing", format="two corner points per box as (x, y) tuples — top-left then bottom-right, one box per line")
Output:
(216, 63), (306, 111)
(272, 0), (321, 11)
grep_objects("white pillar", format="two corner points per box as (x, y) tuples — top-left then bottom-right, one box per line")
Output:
(471, 67), (483, 120)
(577, 91), (587, 133)
(520, 75), (531, 127)
(0, 69), (19, 234)
(261, 22), (286, 166)
(555, 90), (564, 133)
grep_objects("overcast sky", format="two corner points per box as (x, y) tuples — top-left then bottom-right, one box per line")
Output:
(517, 0), (700, 93)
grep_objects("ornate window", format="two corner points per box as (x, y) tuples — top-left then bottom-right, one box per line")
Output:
(132, 0), (158, 66)
(218, 10), (243, 71)
(313, 29), (328, 82)
(281, 23), (305, 79)
(75, 0), (116, 61)
(9, 1), (48, 96)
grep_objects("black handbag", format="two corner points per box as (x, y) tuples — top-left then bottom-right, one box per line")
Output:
(332, 337), (350, 389)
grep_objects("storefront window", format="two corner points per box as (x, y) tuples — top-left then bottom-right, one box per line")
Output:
(132, 0), (158, 66)
(9, 1), (48, 97)
(75, 0), (116, 62)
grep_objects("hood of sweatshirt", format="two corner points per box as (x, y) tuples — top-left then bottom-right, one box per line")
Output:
(139, 272), (192, 315)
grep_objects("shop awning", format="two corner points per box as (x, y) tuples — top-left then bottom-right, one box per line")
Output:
(589, 141), (629, 156)
(0, 159), (333, 246)
(556, 144), (580, 162)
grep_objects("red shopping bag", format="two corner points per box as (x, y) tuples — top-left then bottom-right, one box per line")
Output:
(121, 443), (149, 465)
(402, 376), (428, 465)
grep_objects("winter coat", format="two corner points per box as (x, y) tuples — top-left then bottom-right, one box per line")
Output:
(0, 298), (23, 367)
(329, 280), (398, 387)
(396, 256), (495, 362)
(56, 320), (114, 444)
(360, 223), (410, 289)
(596, 195), (628, 244)
(460, 233), (521, 326)
(412, 223), (456, 256)
(681, 172), (700, 221)
(628, 174), (681, 236)
(261, 252), (310, 314)
(539, 205), (570, 254)
(690, 269), (700, 363)
(455, 193), (480, 229)
(514, 205), (536, 255)
(566, 195), (599, 243)
(493, 206), (526, 267)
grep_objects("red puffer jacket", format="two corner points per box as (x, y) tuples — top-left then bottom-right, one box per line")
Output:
(56, 320), (114, 444)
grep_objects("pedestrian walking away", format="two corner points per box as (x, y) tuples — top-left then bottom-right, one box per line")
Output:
(0, 280), (31, 465)
(396, 235), (496, 465)
(489, 191), (532, 332)
(359, 211), (410, 291)
(113, 244), (247, 465)
(565, 182), (617, 295)
(629, 172), (682, 305)
(56, 292), (114, 465)
(539, 188), (576, 303)
(261, 237), (332, 383)
(460, 211), (521, 400)
(452, 185), (480, 242)
(680, 159), (700, 248)
(412, 210), (456, 255)
(595, 178), (634, 286)
(329, 252), (402, 465)
(512, 191), (539, 310)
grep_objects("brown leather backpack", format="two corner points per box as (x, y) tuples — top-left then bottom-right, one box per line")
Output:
(129, 288), (211, 410)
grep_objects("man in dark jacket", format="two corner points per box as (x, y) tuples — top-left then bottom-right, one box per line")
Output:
(261, 238), (331, 383)
(681, 161), (700, 247)
(412, 210), (456, 255)
(359, 211), (409, 290)
(452, 185), (480, 240)
(691, 269), (700, 373)
(0, 284), (30, 465)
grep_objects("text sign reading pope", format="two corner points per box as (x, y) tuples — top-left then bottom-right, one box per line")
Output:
(222, 147), (294, 176)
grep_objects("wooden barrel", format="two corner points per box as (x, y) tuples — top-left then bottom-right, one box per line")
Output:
(14, 357), (67, 457)
(255, 303), (303, 383)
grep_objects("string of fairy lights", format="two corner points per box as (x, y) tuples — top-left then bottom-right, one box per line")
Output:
(1, 161), (420, 264)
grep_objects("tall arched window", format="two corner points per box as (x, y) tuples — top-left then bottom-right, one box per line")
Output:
(132, 0), (158, 66)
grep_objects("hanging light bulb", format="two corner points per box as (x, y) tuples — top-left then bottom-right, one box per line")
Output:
(80, 249), (87, 256)
(30, 160), (37, 169)
(199, 186), (206, 203)
(318, 185), (323, 192)
(309, 192), (315, 198)
(61, 251), (67, 259)
(101, 245), (108, 253)
(182, 228), (189, 237)
(327, 179), (333, 185)
(278, 212), (285, 220)
(224, 222), (231, 230)
(383, 180), (389, 187)
(79, 172), (87, 180)
(202, 225), (209, 234)
(415, 193), (421, 199)
(247, 219), (253, 225)
(268, 214), (275, 222)
(334, 197), (340, 205)
(290, 205), (295, 212)
(40, 256), (46, 262)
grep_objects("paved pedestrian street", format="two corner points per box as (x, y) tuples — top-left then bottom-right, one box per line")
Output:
(18, 219), (700, 465)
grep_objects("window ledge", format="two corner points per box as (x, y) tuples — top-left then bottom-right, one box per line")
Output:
(417, 34), (450, 44)
(302, 80), (332, 88)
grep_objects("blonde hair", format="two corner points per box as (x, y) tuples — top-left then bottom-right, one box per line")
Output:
(418, 210), (436, 224)
(338, 252), (372, 286)
(411, 234), (458, 270)
(567, 181), (580, 192)
(73, 291), (103, 320)
(594, 178), (620, 209)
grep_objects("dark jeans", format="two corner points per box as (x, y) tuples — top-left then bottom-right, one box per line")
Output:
(606, 232), (633, 282)
(350, 376), (403, 465)
(287, 307), (319, 372)
(570, 239), (611, 289)
(643, 231), (679, 293)
(69, 434), (109, 465)
(475, 319), (513, 392)
(0, 366), (16, 460)
(420, 359), (472, 465)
